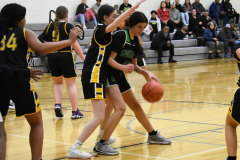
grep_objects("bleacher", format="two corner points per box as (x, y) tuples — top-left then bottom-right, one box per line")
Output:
(25, 22), (228, 72)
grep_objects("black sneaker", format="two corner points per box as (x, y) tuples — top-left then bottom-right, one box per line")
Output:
(215, 53), (222, 58)
(157, 59), (163, 64)
(169, 58), (177, 63)
(54, 104), (64, 118)
(208, 54), (213, 59)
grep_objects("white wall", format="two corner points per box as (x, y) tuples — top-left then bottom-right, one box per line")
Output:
(1, 0), (240, 23)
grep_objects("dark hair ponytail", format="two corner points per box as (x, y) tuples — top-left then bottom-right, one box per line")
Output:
(0, 3), (26, 41)
(54, 6), (68, 37)
(97, 5), (115, 23)
(128, 12), (148, 61)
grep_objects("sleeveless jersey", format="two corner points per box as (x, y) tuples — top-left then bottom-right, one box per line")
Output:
(108, 29), (137, 74)
(81, 23), (112, 84)
(0, 26), (30, 68)
(42, 22), (73, 52)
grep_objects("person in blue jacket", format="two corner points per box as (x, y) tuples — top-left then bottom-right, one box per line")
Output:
(204, 21), (224, 59)
(209, 0), (228, 26)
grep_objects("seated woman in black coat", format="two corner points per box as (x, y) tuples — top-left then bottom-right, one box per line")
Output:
(189, 9), (204, 38)
(173, 26), (192, 40)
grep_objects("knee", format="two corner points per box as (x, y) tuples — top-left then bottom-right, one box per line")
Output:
(95, 115), (105, 124)
(115, 105), (126, 117)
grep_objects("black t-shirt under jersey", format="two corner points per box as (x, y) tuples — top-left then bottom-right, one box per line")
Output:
(108, 29), (137, 74)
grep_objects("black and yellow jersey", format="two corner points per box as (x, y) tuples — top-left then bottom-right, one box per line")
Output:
(234, 43), (240, 87)
(81, 23), (112, 84)
(108, 29), (137, 74)
(0, 26), (30, 82)
(42, 22), (73, 52)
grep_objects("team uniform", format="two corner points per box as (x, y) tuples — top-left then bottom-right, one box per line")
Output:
(42, 22), (76, 78)
(0, 26), (41, 117)
(81, 23), (112, 100)
(229, 43), (240, 124)
(106, 29), (138, 93)
(137, 57), (146, 67)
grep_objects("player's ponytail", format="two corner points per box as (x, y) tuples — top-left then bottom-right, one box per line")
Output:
(54, 6), (68, 37)
(0, 3), (26, 41)
(98, 5), (115, 23)
(129, 12), (148, 61)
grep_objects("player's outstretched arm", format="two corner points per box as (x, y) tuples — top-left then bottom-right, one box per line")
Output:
(25, 27), (81, 55)
(72, 41), (85, 61)
(105, 0), (146, 33)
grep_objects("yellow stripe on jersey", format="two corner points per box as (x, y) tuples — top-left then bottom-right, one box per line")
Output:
(96, 88), (102, 93)
(23, 28), (26, 40)
(91, 46), (105, 83)
(93, 28), (112, 47)
(64, 22), (68, 36)
(46, 23), (52, 35)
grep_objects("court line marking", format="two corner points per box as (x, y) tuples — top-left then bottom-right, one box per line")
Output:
(6, 134), (167, 160)
(168, 146), (226, 160)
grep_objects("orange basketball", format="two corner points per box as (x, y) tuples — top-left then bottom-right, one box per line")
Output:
(142, 81), (164, 103)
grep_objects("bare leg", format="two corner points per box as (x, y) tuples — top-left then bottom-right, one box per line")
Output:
(101, 86), (126, 140)
(225, 113), (239, 157)
(123, 89), (154, 133)
(0, 120), (6, 160)
(25, 111), (44, 160)
(65, 78), (78, 111)
(77, 99), (105, 142)
(100, 99), (114, 130)
(53, 76), (64, 104)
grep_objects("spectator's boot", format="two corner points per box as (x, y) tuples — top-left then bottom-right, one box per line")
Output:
(169, 58), (177, 63)
(208, 53), (213, 59)
(157, 57), (163, 64)
(215, 52), (222, 58)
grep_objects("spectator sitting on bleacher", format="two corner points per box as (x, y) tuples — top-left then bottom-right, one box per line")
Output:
(165, 0), (171, 9)
(150, 26), (177, 64)
(173, 26), (192, 40)
(176, 0), (188, 26)
(158, 1), (175, 33)
(114, 5), (120, 15)
(230, 22), (240, 45)
(92, 0), (101, 16)
(189, 9), (204, 38)
(76, 0), (97, 29)
(218, 24), (235, 57)
(119, 0), (132, 14)
(149, 10), (161, 41)
(192, 0), (205, 16)
(209, 0), (228, 27)
(200, 10), (212, 30)
(204, 21), (224, 59)
(170, 2), (184, 30)
(221, 0), (239, 24)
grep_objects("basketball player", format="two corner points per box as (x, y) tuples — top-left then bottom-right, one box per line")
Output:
(42, 6), (85, 119)
(225, 43), (240, 160)
(68, 1), (146, 159)
(0, 3), (81, 160)
(94, 11), (172, 155)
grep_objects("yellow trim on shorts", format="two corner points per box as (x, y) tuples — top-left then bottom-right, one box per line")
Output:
(16, 106), (41, 117)
(228, 105), (240, 125)
(85, 98), (106, 101)
(60, 50), (71, 52)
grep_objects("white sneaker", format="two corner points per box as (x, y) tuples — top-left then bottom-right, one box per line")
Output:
(9, 100), (15, 109)
(95, 135), (116, 145)
(68, 146), (92, 159)
(83, 26), (87, 30)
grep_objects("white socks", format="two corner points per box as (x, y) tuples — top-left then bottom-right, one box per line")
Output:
(72, 140), (83, 149)
(98, 129), (104, 137)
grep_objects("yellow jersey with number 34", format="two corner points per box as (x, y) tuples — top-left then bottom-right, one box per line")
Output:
(0, 26), (30, 68)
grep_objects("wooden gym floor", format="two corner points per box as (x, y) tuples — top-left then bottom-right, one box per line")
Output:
(4, 58), (240, 160)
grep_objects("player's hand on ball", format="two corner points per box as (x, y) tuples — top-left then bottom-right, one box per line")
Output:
(145, 71), (160, 83)
(30, 68), (43, 82)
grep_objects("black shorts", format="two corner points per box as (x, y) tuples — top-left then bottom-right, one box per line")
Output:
(48, 52), (77, 78)
(0, 80), (41, 117)
(137, 58), (146, 68)
(229, 88), (240, 124)
(82, 82), (106, 100)
(106, 71), (131, 93)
